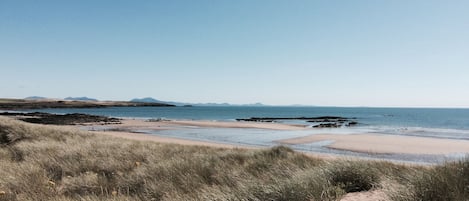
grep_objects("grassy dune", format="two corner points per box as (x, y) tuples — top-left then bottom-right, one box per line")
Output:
(0, 117), (468, 201)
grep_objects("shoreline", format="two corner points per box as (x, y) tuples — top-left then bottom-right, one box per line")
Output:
(277, 133), (469, 155)
(92, 130), (255, 149)
(83, 118), (469, 162)
(0, 98), (175, 110)
(90, 129), (348, 161)
(2, 110), (467, 162)
(105, 118), (308, 130)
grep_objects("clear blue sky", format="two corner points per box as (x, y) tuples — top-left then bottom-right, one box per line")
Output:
(1, 0), (468, 107)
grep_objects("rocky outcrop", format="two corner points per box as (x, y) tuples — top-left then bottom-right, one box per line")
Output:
(0, 112), (120, 125)
(0, 99), (175, 110)
(237, 116), (358, 128)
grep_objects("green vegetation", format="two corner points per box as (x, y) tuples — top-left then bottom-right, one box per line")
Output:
(391, 159), (469, 201)
(0, 117), (468, 201)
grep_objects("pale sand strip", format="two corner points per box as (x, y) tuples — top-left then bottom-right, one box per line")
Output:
(91, 129), (342, 160)
(92, 119), (469, 156)
(278, 134), (469, 155)
(109, 119), (306, 131)
(93, 130), (254, 149)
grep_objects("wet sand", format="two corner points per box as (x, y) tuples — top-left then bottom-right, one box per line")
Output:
(278, 133), (469, 155)
(89, 119), (469, 156)
(103, 119), (307, 131)
(92, 129), (344, 160)
(93, 130), (253, 149)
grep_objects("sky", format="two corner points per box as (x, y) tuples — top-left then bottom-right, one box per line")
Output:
(1, 0), (468, 107)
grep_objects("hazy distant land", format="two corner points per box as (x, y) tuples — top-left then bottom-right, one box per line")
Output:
(1, 113), (469, 200)
(1, 96), (469, 201)
(0, 98), (175, 110)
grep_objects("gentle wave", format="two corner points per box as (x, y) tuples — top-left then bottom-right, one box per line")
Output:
(366, 126), (469, 140)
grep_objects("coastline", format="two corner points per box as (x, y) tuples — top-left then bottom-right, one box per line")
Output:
(99, 118), (308, 130)
(84, 118), (469, 161)
(0, 98), (175, 110)
(92, 130), (257, 149)
(277, 133), (469, 155)
(2, 110), (467, 163)
(89, 129), (346, 161)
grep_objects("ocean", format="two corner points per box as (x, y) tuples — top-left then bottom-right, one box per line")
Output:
(33, 106), (469, 139)
(31, 106), (469, 163)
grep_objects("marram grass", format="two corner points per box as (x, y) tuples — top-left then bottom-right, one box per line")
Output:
(0, 116), (468, 201)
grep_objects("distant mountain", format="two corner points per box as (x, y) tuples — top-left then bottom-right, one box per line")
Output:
(130, 97), (187, 106)
(191, 102), (267, 107)
(191, 102), (268, 107)
(24, 96), (48, 100)
(130, 97), (163, 103)
(64, 97), (98, 101)
(243, 102), (265, 107)
(192, 103), (232, 106)
(130, 97), (267, 107)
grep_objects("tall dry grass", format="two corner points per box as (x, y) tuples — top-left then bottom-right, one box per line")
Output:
(0, 116), (468, 201)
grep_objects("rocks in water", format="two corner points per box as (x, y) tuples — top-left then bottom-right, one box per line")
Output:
(312, 121), (358, 128)
(313, 123), (341, 128)
(0, 99), (175, 110)
(0, 112), (120, 125)
(237, 116), (359, 128)
(237, 116), (348, 122)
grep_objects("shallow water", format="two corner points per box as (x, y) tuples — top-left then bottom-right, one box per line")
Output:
(137, 127), (457, 164)
(34, 106), (469, 163)
(33, 106), (469, 125)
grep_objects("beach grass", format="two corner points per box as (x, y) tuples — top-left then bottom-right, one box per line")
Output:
(0, 117), (468, 201)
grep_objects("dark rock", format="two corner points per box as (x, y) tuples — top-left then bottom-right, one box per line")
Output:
(0, 112), (120, 125)
(237, 116), (359, 128)
(313, 123), (341, 128)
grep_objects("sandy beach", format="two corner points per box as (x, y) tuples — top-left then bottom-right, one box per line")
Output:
(277, 133), (469, 155)
(88, 119), (469, 157)
(93, 130), (254, 149)
(92, 129), (350, 161)
(106, 119), (308, 130)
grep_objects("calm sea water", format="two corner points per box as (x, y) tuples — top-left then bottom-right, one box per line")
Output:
(33, 106), (469, 139)
(31, 106), (469, 163)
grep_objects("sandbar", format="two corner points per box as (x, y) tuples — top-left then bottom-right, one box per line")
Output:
(87, 118), (469, 156)
(102, 119), (307, 131)
(93, 130), (252, 149)
(278, 133), (469, 155)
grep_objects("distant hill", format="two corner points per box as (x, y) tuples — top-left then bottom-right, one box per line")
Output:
(130, 97), (188, 106)
(64, 97), (98, 102)
(130, 97), (162, 103)
(24, 96), (48, 100)
(243, 102), (265, 107)
(193, 103), (231, 107)
(130, 97), (267, 107)
(193, 102), (266, 107)
(0, 98), (174, 110)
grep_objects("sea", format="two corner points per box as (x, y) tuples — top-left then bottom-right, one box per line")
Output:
(29, 106), (469, 164)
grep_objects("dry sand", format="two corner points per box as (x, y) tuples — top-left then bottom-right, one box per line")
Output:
(278, 133), (469, 155)
(92, 129), (344, 160)
(93, 130), (252, 149)
(89, 119), (469, 156)
(91, 121), (391, 201)
(105, 119), (307, 131)
(339, 190), (388, 201)
(88, 119), (345, 160)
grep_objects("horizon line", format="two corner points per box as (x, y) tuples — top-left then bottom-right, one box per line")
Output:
(2, 97), (469, 110)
